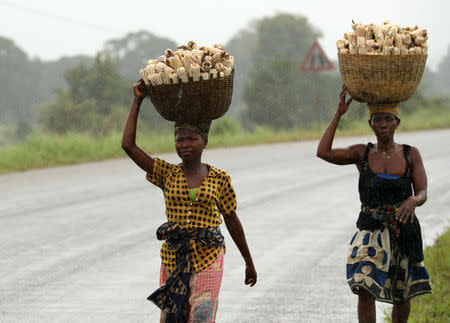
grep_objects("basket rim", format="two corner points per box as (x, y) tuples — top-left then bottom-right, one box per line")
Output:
(337, 51), (428, 59)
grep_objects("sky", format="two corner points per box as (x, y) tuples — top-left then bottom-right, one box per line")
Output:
(1, 0), (449, 72)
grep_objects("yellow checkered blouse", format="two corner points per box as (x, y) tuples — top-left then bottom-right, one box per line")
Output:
(146, 157), (237, 273)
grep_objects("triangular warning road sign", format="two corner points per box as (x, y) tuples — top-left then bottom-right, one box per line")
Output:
(300, 40), (334, 71)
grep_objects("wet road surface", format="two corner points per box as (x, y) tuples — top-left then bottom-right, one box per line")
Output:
(1, 130), (449, 322)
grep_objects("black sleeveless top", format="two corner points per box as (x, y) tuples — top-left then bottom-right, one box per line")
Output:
(359, 142), (413, 207)
(356, 142), (423, 263)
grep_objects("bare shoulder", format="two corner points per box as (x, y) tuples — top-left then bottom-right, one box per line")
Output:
(406, 145), (423, 163)
(349, 143), (368, 161)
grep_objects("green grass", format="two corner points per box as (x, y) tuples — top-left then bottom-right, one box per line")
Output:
(384, 228), (450, 322)
(1, 107), (450, 175)
(0, 126), (370, 175)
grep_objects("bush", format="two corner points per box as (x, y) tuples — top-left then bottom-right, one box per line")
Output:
(210, 117), (242, 136)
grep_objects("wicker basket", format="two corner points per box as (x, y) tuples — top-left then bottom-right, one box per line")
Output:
(338, 53), (427, 104)
(146, 71), (234, 123)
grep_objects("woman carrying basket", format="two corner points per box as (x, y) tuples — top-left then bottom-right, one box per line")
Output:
(316, 85), (431, 323)
(122, 78), (257, 323)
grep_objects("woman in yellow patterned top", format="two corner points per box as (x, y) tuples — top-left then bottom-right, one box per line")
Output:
(122, 78), (257, 323)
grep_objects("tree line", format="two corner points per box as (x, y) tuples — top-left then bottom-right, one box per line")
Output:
(1, 13), (449, 139)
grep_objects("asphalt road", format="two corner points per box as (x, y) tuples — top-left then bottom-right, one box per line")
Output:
(1, 129), (449, 323)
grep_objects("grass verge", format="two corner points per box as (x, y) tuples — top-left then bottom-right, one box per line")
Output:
(384, 228), (450, 322)
(1, 107), (449, 175)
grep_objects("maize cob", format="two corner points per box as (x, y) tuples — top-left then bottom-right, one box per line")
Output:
(140, 69), (150, 85)
(170, 73), (179, 84)
(187, 40), (198, 50)
(167, 56), (183, 70)
(394, 34), (403, 48)
(384, 25), (397, 46)
(381, 24), (390, 35)
(219, 71), (225, 78)
(165, 49), (174, 58)
(357, 37), (367, 54)
(223, 66), (232, 76)
(211, 52), (225, 65)
(414, 35), (427, 45)
(191, 53), (203, 66)
(364, 25), (374, 39)
(160, 70), (170, 84)
(177, 67), (189, 83)
(200, 72), (209, 80)
(400, 46), (409, 55)
(372, 25), (384, 47)
(150, 73), (163, 86)
(365, 39), (375, 48)
(182, 53), (193, 73)
(146, 64), (157, 75)
(352, 21), (362, 31)
(405, 25), (419, 31)
(209, 69), (218, 79)
(355, 24), (365, 37)
(402, 33), (412, 46)
(155, 62), (166, 73)
(382, 45), (393, 55)
(146, 59), (158, 65)
(223, 56), (235, 69)
(413, 46), (423, 55)
(215, 62), (225, 72)
(393, 47), (400, 55)
(208, 47), (223, 56)
(189, 63), (201, 81)
(201, 60), (212, 72)
(148, 75), (156, 86)
(336, 39), (346, 50)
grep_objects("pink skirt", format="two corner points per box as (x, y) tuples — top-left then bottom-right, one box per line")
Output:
(160, 250), (224, 323)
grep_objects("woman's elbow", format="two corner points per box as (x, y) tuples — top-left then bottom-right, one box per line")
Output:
(316, 149), (327, 160)
(121, 140), (133, 153)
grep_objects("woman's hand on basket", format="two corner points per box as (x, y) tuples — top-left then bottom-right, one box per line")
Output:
(337, 84), (353, 116)
(133, 78), (147, 100)
(396, 197), (417, 223)
(245, 263), (257, 287)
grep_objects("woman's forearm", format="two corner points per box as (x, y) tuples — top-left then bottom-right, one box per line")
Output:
(316, 112), (341, 159)
(224, 213), (254, 266)
(121, 97), (143, 151)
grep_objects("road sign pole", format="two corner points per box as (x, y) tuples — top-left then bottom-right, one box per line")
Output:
(300, 40), (334, 129)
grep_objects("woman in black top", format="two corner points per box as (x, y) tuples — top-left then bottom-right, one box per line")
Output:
(316, 86), (432, 323)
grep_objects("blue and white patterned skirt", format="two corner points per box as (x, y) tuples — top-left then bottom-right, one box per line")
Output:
(346, 226), (432, 303)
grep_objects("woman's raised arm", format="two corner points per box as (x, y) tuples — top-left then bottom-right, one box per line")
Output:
(316, 85), (364, 165)
(121, 79), (154, 174)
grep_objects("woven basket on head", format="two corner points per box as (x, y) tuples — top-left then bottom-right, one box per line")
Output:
(146, 71), (234, 123)
(338, 53), (427, 104)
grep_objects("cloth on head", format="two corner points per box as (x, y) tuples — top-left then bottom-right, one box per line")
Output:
(368, 103), (399, 118)
(174, 120), (212, 142)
